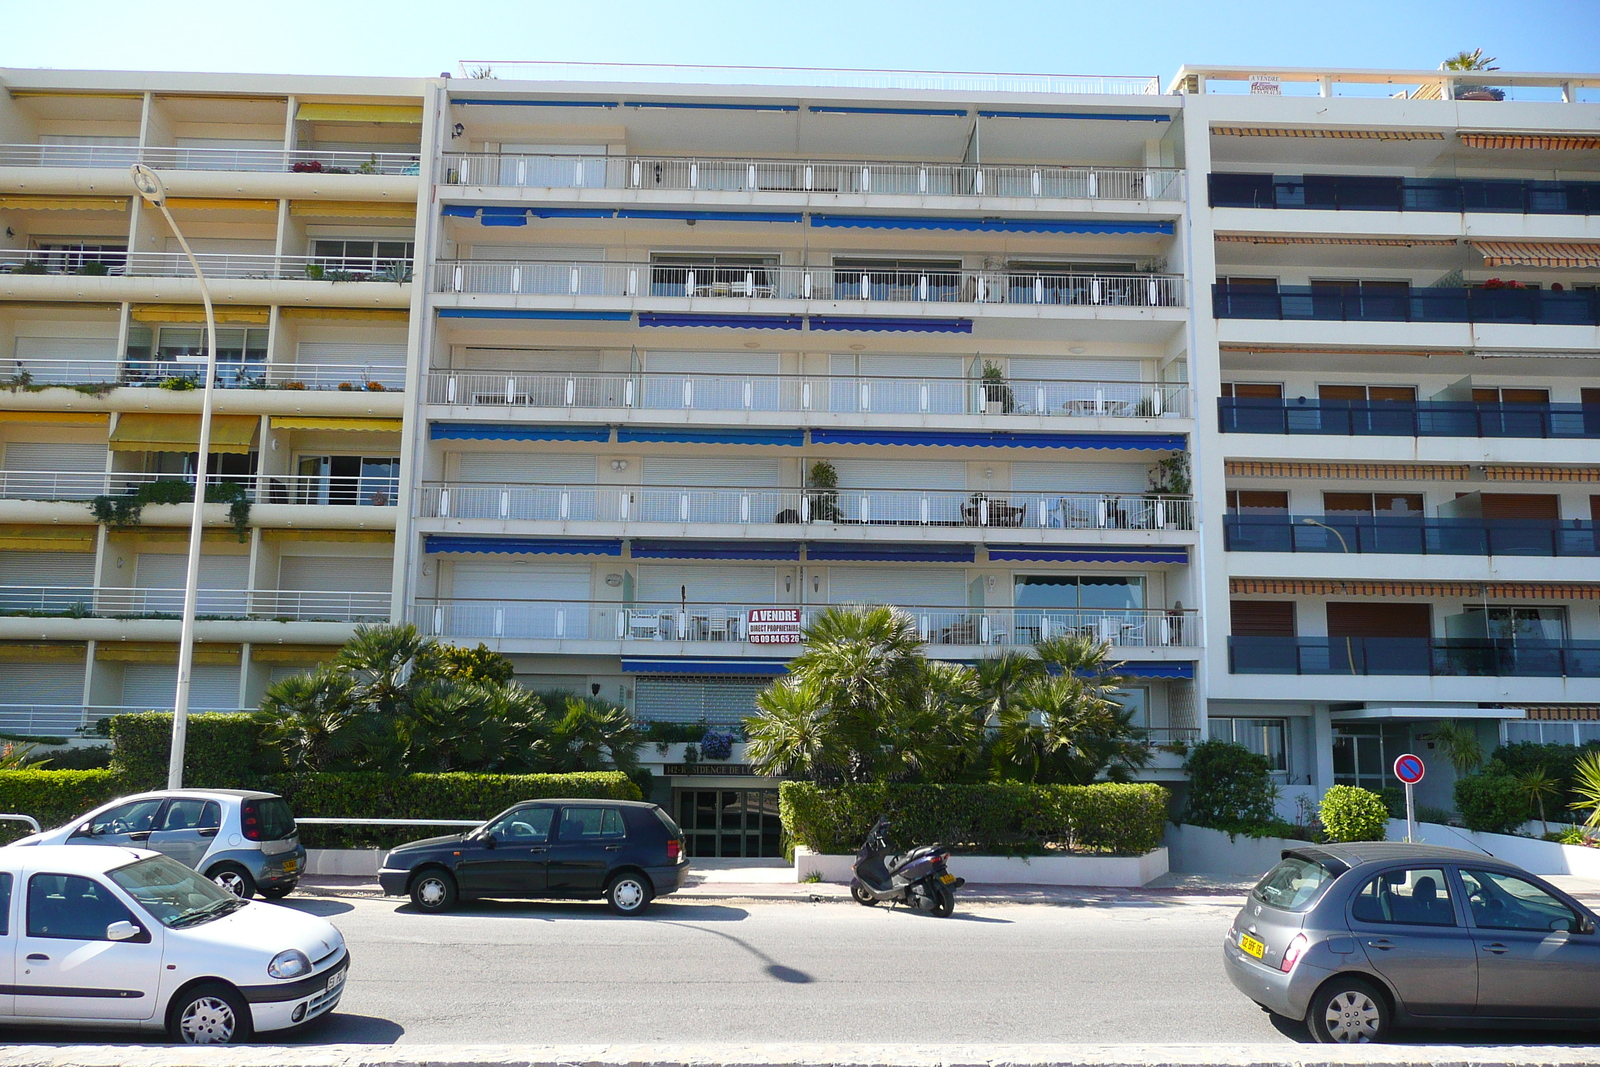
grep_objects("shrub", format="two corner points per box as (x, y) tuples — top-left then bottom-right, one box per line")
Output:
(0, 769), (127, 842)
(1547, 826), (1597, 847)
(1182, 740), (1277, 831)
(1455, 774), (1528, 834)
(1319, 786), (1389, 842)
(780, 781), (1168, 857)
(1493, 741), (1600, 819)
(108, 713), (275, 790)
(700, 730), (736, 761)
(27, 746), (111, 770)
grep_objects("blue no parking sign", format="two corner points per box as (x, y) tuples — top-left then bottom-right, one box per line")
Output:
(1394, 753), (1425, 785)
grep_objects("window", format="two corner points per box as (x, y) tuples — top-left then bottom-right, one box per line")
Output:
(312, 239), (414, 277)
(1013, 575), (1144, 610)
(487, 806), (554, 842)
(1473, 387), (1549, 404)
(27, 874), (136, 940)
(294, 455), (400, 507)
(126, 327), (268, 387)
(85, 798), (165, 837)
(0, 872), (10, 935)
(831, 258), (962, 302)
(109, 855), (234, 928)
(1351, 868), (1456, 926)
(1221, 382), (1283, 399)
(1251, 856), (1334, 912)
(1460, 868), (1579, 932)
(1322, 492), (1423, 515)
(1461, 606), (1567, 642)
(559, 806), (626, 840)
(29, 242), (127, 274)
(1230, 601), (1295, 636)
(1226, 490), (1289, 512)
(1112, 687), (1149, 727)
(1318, 385), (1417, 403)
(650, 254), (780, 298)
(1209, 717), (1288, 773)
(158, 799), (220, 833)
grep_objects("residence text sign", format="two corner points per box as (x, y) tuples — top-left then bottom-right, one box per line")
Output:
(748, 608), (801, 644)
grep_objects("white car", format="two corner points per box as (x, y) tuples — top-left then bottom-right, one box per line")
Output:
(0, 845), (347, 1043)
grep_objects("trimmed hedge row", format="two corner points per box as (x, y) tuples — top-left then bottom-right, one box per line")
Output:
(780, 781), (1169, 857)
(0, 770), (126, 843)
(109, 713), (270, 789)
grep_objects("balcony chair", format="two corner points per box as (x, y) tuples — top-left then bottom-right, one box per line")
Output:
(627, 611), (662, 640)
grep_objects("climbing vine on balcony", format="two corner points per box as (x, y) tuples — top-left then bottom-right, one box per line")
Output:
(88, 479), (251, 542)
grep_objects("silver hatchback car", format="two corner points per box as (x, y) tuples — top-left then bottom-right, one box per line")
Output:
(1223, 842), (1600, 1042)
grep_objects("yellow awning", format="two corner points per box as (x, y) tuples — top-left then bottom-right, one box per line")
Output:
(107, 528), (247, 545)
(1476, 241), (1600, 269)
(248, 643), (340, 665)
(0, 642), (86, 663)
(269, 417), (403, 433)
(289, 200), (417, 219)
(0, 524), (97, 552)
(261, 529), (394, 544)
(0, 411), (110, 426)
(163, 197), (278, 212)
(295, 103), (423, 124)
(8, 90), (142, 100)
(95, 642), (241, 665)
(110, 413), (259, 453)
(277, 307), (408, 322)
(0, 195), (129, 211)
(131, 305), (270, 325)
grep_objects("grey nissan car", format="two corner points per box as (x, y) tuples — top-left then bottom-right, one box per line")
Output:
(1223, 842), (1600, 1042)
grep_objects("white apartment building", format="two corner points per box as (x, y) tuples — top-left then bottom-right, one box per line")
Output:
(0, 62), (1595, 848)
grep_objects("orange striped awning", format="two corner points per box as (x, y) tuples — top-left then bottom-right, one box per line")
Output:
(1212, 127), (1444, 141)
(1231, 578), (1600, 600)
(1476, 241), (1600, 269)
(1216, 235), (1458, 248)
(1226, 462), (1471, 481)
(1485, 466), (1600, 483)
(1462, 134), (1600, 151)
(1523, 706), (1600, 721)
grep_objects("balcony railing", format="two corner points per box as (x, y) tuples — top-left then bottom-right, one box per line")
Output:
(1219, 397), (1600, 439)
(0, 703), (253, 736)
(1209, 173), (1600, 215)
(1230, 636), (1600, 678)
(1226, 514), (1600, 557)
(0, 250), (413, 284)
(4, 358), (405, 391)
(0, 585), (390, 622)
(421, 484), (1194, 531)
(438, 260), (1187, 307)
(415, 598), (1198, 648)
(1213, 284), (1600, 326)
(0, 471), (400, 508)
(0, 143), (421, 176)
(427, 371), (1188, 418)
(442, 153), (1183, 201)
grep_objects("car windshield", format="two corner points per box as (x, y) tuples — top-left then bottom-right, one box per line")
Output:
(109, 855), (245, 928)
(1252, 856), (1337, 912)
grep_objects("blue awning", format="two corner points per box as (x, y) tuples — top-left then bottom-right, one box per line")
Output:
(987, 547), (1189, 564)
(810, 215), (1172, 235)
(424, 535), (622, 557)
(617, 427), (805, 447)
(638, 312), (804, 330)
(808, 316), (972, 334)
(623, 101), (799, 112)
(977, 110), (1172, 122)
(615, 209), (803, 223)
(622, 657), (790, 676)
(808, 428), (1186, 450)
(629, 540), (803, 561)
(441, 205), (479, 218)
(529, 208), (619, 219)
(1116, 661), (1194, 679)
(437, 308), (632, 322)
(452, 99), (621, 108)
(431, 423), (612, 443)
(808, 105), (968, 117)
(805, 543), (976, 564)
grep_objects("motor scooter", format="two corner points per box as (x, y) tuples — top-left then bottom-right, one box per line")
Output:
(849, 815), (964, 917)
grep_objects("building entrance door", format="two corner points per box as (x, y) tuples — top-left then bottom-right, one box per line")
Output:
(673, 789), (783, 858)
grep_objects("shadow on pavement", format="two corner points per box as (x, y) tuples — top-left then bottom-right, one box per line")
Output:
(278, 899), (355, 917)
(0, 1012), (403, 1047)
(391, 899), (750, 922)
(659, 920), (814, 983)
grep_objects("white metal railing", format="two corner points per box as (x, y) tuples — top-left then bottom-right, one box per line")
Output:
(0, 250), (413, 283)
(455, 62), (1162, 96)
(419, 483), (1194, 531)
(0, 585), (389, 622)
(0, 704), (251, 735)
(425, 370), (1189, 418)
(2, 358), (405, 391)
(415, 598), (1199, 648)
(0, 143), (422, 175)
(435, 260), (1186, 307)
(0, 471), (400, 508)
(442, 153), (1182, 201)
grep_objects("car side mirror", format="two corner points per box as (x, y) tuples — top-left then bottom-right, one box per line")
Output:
(1579, 916), (1596, 935)
(106, 920), (141, 942)
(481, 833), (497, 850)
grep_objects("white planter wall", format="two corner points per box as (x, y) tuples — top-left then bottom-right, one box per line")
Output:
(1164, 823), (1300, 878)
(794, 845), (1168, 887)
(1387, 820), (1600, 878)
(305, 848), (383, 877)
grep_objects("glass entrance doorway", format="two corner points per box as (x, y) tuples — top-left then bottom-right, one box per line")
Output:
(673, 789), (783, 858)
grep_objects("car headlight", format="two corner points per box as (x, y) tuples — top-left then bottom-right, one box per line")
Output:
(267, 949), (312, 980)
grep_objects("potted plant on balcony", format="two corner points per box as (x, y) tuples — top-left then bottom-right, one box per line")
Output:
(806, 460), (840, 523)
(981, 361), (1014, 415)
(1147, 453), (1190, 530)
(1443, 48), (1505, 101)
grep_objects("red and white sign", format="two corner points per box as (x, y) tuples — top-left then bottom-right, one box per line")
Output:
(1393, 753), (1426, 785)
(747, 608), (801, 645)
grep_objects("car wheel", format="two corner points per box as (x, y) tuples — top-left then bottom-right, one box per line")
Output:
(258, 886), (292, 900)
(208, 864), (256, 900)
(1308, 977), (1390, 1044)
(410, 869), (457, 913)
(850, 879), (879, 906)
(606, 872), (653, 915)
(169, 982), (253, 1045)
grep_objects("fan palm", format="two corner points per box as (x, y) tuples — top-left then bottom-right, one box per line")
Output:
(970, 650), (1045, 728)
(1430, 721), (1484, 777)
(256, 668), (360, 772)
(745, 678), (841, 782)
(1568, 752), (1600, 831)
(1517, 766), (1561, 835)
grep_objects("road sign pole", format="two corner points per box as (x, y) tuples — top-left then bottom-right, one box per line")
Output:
(1393, 753), (1426, 844)
(1405, 782), (1416, 843)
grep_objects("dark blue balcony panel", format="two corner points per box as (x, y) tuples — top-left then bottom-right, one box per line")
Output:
(1229, 636), (1600, 678)
(1224, 514), (1600, 557)
(425, 535), (623, 557)
(1213, 284), (1600, 326)
(988, 546), (1189, 564)
(1209, 173), (1600, 214)
(1220, 398), (1600, 440)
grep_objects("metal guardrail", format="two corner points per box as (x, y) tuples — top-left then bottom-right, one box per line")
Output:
(0, 143), (422, 175)
(0, 814), (41, 834)
(420, 483), (1195, 531)
(0, 471), (400, 507)
(0, 705), (250, 735)
(0, 585), (390, 622)
(442, 153), (1183, 200)
(426, 371), (1189, 418)
(295, 818), (484, 828)
(0, 250), (413, 283)
(436, 259), (1187, 307)
(4, 357), (405, 391)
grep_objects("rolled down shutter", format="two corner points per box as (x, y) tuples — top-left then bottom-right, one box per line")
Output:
(827, 567), (966, 607)
(1479, 494), (1560, 520)
(279, 556), (394, 593)
(633, 676), (770, 725)
(295, 342), (407, 388)
(646, 351), (781, 375)
(1327, 602), (1431, 638)
(456, 452), (597, 484)
(0, 662), (85, 707)
(134, 554), (250, 615)
(0, 551), (96, 588)
(121, 664), (240, 711)
(457, 348), (604, 373)
(449, 561), (591, 639)
(635, 566), (775, 605)
(2, 442), (106, 500)
(643, 351), (781, 409)
(642, 457), (781, 487)
(1011, 462), (1149, 493)
(1230, 601), (1296, 637)
(14, 335), (119, 361)
(1006, 358), (1143, 382)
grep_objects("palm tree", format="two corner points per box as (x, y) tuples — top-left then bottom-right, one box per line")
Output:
(256, 668), (359, 772)
(1442, 48), (1498, 70)
(546, 696), (643, 776)
(745, 677), (841, 781)
(1517, 766), (1561, 835)
(1568, 752), (1600, 832)
(1430, 721), (1484, 777)
(970, 650), (1045, 728)
(878, 659), (981, 783)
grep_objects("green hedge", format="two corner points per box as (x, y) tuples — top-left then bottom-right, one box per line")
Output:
(780, 781), (1168, 857)
(108, 713), (273, 789)
(269, 771), (642, 848)
(0, 770), (128, 842)
(1456, 774), (1527, 834)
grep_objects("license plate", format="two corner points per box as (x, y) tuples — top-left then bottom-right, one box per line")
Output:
(939, 873), (957, 884)
(281, 858), (298, 873)
(325, 967), (346, 994)
(1239, 934), (1265, 959)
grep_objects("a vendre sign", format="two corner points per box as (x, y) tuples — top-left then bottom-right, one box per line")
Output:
(747, 608), (801, 644)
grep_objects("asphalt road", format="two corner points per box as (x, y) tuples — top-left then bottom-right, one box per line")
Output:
(4, 894), (1598, 1047)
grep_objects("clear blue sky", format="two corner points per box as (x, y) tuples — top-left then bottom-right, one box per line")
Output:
(1, 0), (1597, 80)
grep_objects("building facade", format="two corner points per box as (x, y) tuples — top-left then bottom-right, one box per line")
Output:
(0, 62), (1595, 843)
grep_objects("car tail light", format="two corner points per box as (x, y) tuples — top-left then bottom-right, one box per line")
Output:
(666, 838), (681, 862)
(1280, 933), (1309, 973)
(241, 800), (262, 842)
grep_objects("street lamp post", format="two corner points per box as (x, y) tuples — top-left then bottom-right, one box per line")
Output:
(1301, 517), (1359, 677)
(131, 164), (219, 790)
